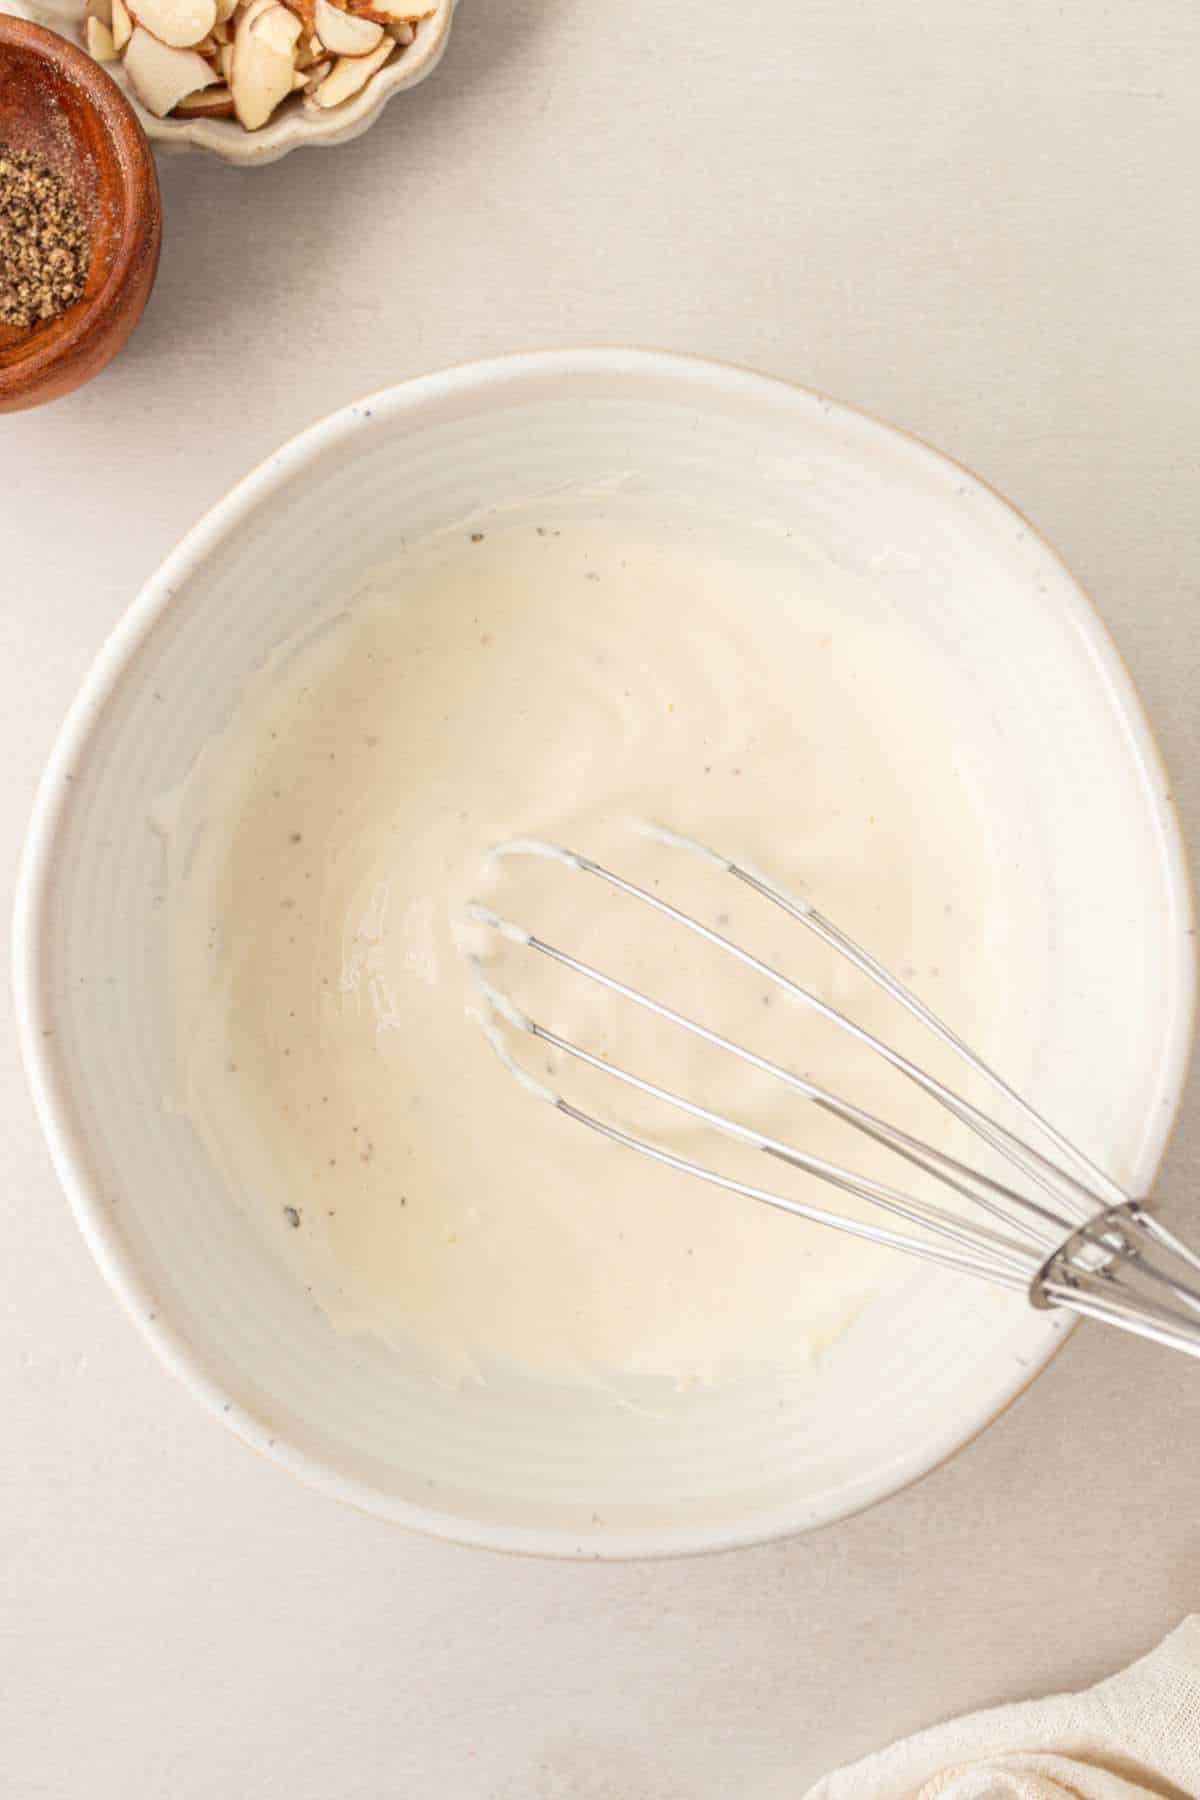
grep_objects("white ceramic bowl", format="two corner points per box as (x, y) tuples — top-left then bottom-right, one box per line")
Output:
(2, 0), (455, 163)
(16, 351), (1195, 1557)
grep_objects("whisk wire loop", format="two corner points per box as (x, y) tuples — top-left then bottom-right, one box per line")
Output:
(470, 833), (1200, 1359)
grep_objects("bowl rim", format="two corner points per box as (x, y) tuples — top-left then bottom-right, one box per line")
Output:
(14, 348), (1197, 1557)
(0, 17), (161, 402)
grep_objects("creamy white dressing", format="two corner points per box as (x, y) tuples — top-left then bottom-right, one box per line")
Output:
(167, 514), (999, 1388)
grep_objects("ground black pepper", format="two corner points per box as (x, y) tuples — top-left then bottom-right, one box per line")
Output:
(0, 145), (90, 330)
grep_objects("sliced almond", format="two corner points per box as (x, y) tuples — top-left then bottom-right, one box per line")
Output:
(111, 0), (133, 50)
(124, 25), (220, 113)
(302, 55), (330, 91)
(278, 0), (315, 29)
(217, 40), (234, 76)
(230, 0), (298, 127)
(128, 0), (217, 48)
(385, 19), (412, 42)
(85, 15), (118, 57)
(85, 0), (114, 26)
(307, 34), (390, 105)
(251, 1), (301, 51)
(345, 0), (430, 22)
(173, 80), (235, 113)
(240, 0), (280, 28)
(313, 0), (381, 53)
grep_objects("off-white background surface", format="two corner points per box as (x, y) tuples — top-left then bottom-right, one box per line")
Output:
(3, 2), (1200, 1794)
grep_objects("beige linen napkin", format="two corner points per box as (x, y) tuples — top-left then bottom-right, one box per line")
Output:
(805, 1617), (1200, 1800)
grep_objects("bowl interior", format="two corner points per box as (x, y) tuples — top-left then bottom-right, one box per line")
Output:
(0, 30), (130, 365)
(19, 355), (1194, 1555)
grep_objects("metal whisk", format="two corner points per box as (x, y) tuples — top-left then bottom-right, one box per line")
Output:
(469, 830), (1200, 1359)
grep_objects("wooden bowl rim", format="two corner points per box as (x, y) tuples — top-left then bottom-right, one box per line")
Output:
(0, 16), (161, 397)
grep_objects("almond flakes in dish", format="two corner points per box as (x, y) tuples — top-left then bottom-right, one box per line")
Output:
(81, 0), (430, 129)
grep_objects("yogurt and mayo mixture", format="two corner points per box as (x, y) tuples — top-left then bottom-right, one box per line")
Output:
(168, 516), (997, 1387)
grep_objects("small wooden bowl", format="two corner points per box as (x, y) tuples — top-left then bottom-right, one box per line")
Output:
(0, 17), (161, 412)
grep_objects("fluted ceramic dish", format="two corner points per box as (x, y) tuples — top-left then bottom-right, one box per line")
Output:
(0, 0), (455, 162)
(15, 351), (1195, 1557)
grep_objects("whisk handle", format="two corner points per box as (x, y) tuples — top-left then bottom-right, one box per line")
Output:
(1034, 1202), (1200, 1357)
